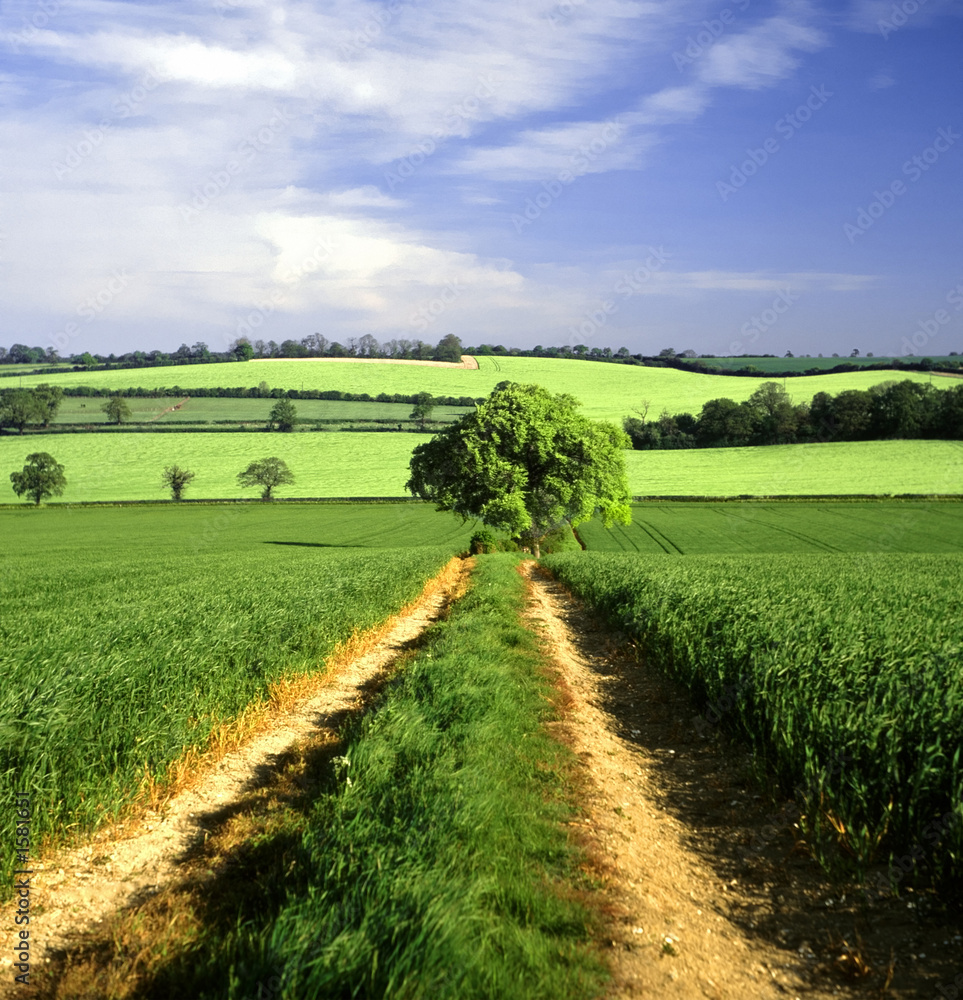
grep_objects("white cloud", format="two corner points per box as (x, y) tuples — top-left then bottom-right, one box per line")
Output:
(697, 14), (827, 89)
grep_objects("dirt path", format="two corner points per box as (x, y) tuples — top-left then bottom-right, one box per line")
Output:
(1, 557), (470, 994)
(147, 396), (189, 421)
(521, 561), (963, 1000)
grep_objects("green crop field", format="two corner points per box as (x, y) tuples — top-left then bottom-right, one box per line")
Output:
(2, 435), (961, 502)
(8, 356), (954, 425)
(0, 503), (473, 885)
(690, 355), (961, 373)
(542, 551), (963, 887)
(578, 501), (963, 553)
(48, 396), (473, 426)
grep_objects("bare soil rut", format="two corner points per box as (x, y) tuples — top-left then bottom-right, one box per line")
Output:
(1, 557), (470, 995)
(521, 561), (963, 1000)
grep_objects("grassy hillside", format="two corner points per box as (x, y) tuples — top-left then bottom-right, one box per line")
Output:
(8, 356), (953, 425)
(2, 434), (960, 502)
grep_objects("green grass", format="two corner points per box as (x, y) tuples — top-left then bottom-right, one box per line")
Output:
(49, 396), (473, 426)
(542, 551), (963, 889)
(0, 503), (471, 888)
(134, 554), (606, 1000)
(3, 434), (961, 502)
(8, 355), (953, 424)
(578, 501), (963, 553)
(623, 439), (963, 496)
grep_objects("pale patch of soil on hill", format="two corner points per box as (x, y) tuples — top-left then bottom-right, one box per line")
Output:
(522, 561), (963, 1000)
(1, 557), (471, 998)
(256, 354), (479, 369)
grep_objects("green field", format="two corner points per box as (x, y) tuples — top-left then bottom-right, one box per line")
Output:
(0, 503), (474, 885)
(690, 355), (961, 373)
(8, 356), (954, 425)
(542, 551), (963, 887)
(578, 501), (963, 553)
(45, 396), (473, 426)
(3, 434), (961, 502)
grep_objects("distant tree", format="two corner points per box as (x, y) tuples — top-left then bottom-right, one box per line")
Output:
(10, 452), (66, 505)
(0, 389), (40, 434)
(162, 464), (195, 501)
(745, 381), (798, 443)
(434, 334), (464, 363)
(785, 350), (794, 358)
(257, 381), (271, 397)
(78, 351), (97, 368)
(409, 391), (435, 430)
(102, 394), (132, 424)
(695, 397), (753, 446)
(231, 337), (255, 361)
(851, 349), (860, 357)
(268, 398), (297, 432)
(237, 457), (295, 500)
(32, 384), (64, 428)
(658, 347), (677, 358)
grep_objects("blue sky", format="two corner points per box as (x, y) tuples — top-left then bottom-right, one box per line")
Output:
(1, 0), (961, 358)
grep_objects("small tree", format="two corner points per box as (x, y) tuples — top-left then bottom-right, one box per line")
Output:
(162, 464), (195, 501)
(102, 395), (132, 424)
(409, 391), (435, 430)
(10, 452), (66, 505)
(268, 398), (297, 432)
(237, 457), (294, 499)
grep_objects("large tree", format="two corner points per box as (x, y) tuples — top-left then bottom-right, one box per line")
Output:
(237, 457), (294, 499)
(407, 381), (631, 556)
(10, 452), (66, 505)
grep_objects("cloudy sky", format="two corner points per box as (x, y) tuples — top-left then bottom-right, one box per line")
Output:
(1, 0), (961, 358)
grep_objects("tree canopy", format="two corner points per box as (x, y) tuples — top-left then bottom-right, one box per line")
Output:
(162, 464), (195, 501)
(237, 456), (294, 499)
(407, 381), (631, 556)
(269, 398), (297, 432)
(102, 395), (132, 424)
(10, 452), (67, 505)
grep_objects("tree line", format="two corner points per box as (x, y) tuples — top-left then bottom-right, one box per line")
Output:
(0, 333), (466, 372)
(624, 380), (963, 449)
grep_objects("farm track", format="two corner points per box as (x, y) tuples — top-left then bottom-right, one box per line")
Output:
(2, 556), (471, 997)
(522, 561), (963, 1000)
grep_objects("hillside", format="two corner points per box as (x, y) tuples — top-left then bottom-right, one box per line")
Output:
(8, 355), (954, 425)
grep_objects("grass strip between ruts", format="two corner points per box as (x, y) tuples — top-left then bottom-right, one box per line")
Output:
(135, 553), (607, 999)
